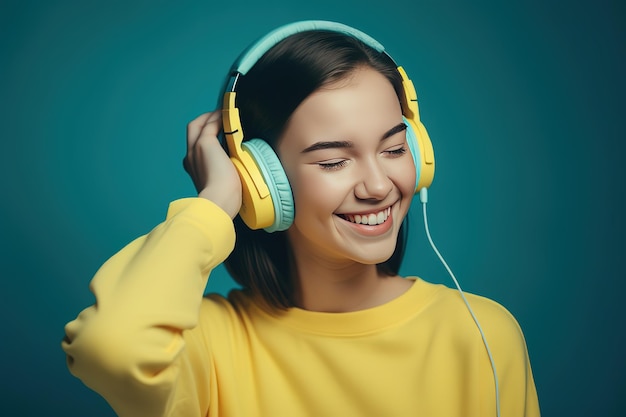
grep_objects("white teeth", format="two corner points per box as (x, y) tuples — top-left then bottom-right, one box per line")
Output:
(343, 208), (391, 225)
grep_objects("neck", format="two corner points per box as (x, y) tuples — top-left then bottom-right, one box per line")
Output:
(288, 249), (411, 313)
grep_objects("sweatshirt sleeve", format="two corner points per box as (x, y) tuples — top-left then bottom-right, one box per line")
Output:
(475, 296), (541, 417)
(62, 198), (235, 417)
(499, 318), (541, 417)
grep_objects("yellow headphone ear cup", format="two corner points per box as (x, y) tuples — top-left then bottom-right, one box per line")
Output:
(412, 120), (435, 191)
(404, 117), (435, 192)
(397, 66), (435, 191)
(229, 152), (275, 230)
(222, 93), (281, 231)
(242, 139), (295, 232)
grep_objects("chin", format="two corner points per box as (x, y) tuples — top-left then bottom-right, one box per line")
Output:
(347, 243), (398, 266)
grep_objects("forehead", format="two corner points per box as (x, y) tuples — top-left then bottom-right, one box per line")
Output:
(278, 67), (403, 150)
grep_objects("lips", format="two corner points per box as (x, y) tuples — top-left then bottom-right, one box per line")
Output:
(339, 207), (391, 226)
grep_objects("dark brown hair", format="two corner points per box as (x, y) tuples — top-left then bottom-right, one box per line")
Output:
(223, 30), (409, 309)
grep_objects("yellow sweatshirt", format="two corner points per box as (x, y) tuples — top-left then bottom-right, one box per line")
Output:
(63, 198), (540, 417)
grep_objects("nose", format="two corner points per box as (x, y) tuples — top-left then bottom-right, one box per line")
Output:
(354, 158), (394, 201)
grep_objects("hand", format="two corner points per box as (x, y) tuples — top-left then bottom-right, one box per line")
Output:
(183, 111), (242, 219)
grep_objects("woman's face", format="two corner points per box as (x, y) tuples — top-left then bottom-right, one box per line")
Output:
(277, 66), (416, 267)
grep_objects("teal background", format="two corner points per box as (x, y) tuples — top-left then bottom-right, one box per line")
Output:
(1, 0), (624, 415)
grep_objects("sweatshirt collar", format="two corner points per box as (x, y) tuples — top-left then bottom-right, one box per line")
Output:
(252, 278), (444, 336)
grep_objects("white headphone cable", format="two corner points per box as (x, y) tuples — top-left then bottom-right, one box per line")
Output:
(418, 187), (501, 417)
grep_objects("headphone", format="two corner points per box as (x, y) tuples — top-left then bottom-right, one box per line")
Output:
(221, 20), (435, 232)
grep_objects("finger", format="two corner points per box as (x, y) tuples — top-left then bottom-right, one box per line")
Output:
(187, 112), (213, 151)
(185, 111), (221, 186)
(186, 112), (223, 164)
(192, 127), (223, 165)
(187, 111), (222, 149)
(187, 137), (216, 193)
(184, 117), (207, 184)
(198, 111), (222, 140)
(189, 112), (223, 170)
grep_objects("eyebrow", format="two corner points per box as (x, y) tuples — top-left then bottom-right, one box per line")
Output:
(382, 122), (408, 140)
(301, 122), (407, 153)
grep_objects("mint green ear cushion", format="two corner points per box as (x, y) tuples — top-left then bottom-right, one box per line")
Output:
(242, 139), (295, 232)
(403, 116), (421, 191)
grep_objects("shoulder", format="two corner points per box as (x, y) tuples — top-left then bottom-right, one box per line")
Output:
(426, 282), (523, 329)
(194, 289), (259, 334)
(447, 290), (539, 414)
(416, 280), (529, 357)
(463, 291), (525, 337)
(462, 291), (529, 355)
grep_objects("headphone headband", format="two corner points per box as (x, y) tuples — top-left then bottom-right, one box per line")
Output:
(231, 20), (386, 76)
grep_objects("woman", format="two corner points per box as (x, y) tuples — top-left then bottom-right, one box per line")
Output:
(63, 21), (540, 416)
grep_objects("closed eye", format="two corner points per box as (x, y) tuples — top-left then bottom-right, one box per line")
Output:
(384, 146), (408, 157)
(318, 159), (349, 171)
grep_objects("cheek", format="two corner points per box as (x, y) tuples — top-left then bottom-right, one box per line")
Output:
(390, 156), (417, 196)
(288, 169), (347, 217)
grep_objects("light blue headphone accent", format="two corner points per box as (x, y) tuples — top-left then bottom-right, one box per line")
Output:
(403, 116), (421, 191)
(232, 21), (386, 76)
(242, 139), (295, 232)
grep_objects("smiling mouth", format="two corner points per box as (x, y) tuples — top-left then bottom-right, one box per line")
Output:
(338, 207), (392, 226)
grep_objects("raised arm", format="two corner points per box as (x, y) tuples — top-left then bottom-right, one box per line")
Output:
(62, 112), (242, 416)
